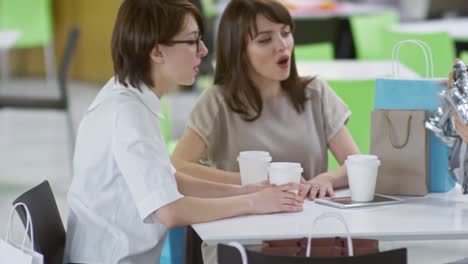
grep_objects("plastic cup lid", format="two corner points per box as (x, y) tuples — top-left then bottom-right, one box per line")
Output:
(238, 151), (272, 162)
(347, 154), (378, 161)
(239, 151), (271, 158)
(269, 162), (303, 173)
(270, 162), (302, 169)
(345, 159), (380, 166)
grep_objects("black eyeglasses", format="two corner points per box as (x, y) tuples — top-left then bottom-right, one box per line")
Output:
(165, 35), (204, 52)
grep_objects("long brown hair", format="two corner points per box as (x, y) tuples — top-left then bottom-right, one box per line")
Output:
(214, 0), (312, 121)
(111, 0), (204, 90)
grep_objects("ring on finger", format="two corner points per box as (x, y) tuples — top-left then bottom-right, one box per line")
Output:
(312, 184), (320, 190)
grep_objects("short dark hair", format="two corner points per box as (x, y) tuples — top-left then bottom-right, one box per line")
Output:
(111, 0), (204, 89)
(214, 0), (312, 121)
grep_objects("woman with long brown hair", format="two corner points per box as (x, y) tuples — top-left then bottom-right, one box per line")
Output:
(173, 0), (360, 200)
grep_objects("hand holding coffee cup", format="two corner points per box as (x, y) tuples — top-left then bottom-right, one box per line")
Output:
(345, 154), (381, 202)
(240, 180), (272, 194)
(268, 162), (303, 195)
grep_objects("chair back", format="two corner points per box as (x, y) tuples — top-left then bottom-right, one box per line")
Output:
(295, 42), (334, 61)
(58, 27), (80, 110)
(350, 12), (399, 60)
(218, 243), (407, 264)
(0, 27), (80, 111)
(12, 180), (66, 264)
(0, 0), (53, 48)
(383, 30), (456, 78)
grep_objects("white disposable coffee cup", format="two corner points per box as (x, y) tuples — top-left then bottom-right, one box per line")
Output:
(345, 155), (380, 202)
(239, 151), (271, 159)
(346, 154), (379, 163)
(269, 162), (303, 194)
(238, 151), (272, 185)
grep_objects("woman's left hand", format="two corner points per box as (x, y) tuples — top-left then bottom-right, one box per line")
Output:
(299, 177), (311, 199)
(305, 174), (335, 200)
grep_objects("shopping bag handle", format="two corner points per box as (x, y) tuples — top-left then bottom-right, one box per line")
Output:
(227, 242), (248, 264)
(384, 112), (413, 149)
(392, 39), (434, 79)
(306, 212), (353, 257)
(5, 202), (36, 253)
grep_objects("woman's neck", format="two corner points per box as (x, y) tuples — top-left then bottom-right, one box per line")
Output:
(150, 85), (166, 98)
(251, 77), (283, 99)
(150, 74), (172, 98)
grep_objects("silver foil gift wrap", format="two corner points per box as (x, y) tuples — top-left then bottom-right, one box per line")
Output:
(425, 60), (468, 194)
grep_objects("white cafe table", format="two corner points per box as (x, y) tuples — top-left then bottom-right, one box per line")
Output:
(193, 186), (468, 246)
(296, 60), (420, 80)
(192, 186), (468, 263)
(392, 18), (468, 42)
(214, 1), (391, 20)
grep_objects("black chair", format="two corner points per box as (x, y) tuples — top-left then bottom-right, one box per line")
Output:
(218, 243), (408, 264)
(13, 180), (66, 264)
(185, 226), (204, 264)
(0, 27), (80, 148)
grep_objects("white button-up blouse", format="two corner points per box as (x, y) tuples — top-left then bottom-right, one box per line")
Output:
(65, 77), (183, 264)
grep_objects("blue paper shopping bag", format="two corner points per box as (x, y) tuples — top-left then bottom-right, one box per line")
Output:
(374, 40), (455, 192)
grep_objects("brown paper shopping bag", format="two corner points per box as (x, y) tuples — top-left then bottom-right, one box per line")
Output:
(370, 110), (429, 196)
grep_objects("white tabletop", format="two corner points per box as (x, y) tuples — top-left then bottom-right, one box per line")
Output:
(214, 2), (391, 20)
(192, 186), (468, 246)
(392, 18), (468, 42)
(296, 60), (420, 80)
(289, 2), (391, 20)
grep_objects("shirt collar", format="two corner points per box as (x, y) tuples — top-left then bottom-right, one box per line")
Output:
(132, 81), (165, 119)
(87, 77), (165, 119)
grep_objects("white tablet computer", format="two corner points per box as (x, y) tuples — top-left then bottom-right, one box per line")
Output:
(315, 194), (403, 209)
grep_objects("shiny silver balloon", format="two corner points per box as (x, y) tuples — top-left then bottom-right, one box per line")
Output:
(425, 60), (468, 194)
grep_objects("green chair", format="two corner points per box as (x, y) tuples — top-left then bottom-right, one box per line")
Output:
(295, 42), (334, 61)
(0, 0), (55, 85)
(349, 12), (399, 60)
(160, 97), (181, 264)
(383, 30), (456, 78)
(201, 0), (216, 18)
(160, 98), (178, 155)
(461, 51), (468, 64)
(326, 80), (375, 170)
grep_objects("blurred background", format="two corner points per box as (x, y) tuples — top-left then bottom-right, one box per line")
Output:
(1, 0), (468, 263)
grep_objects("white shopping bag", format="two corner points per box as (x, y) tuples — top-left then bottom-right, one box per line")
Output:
(225, 212), (354, 264)
(0, 202), (44, 264)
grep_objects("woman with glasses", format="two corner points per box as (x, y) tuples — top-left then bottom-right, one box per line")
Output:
(173, 0), (360, 201)
(64, 0), (304, 263)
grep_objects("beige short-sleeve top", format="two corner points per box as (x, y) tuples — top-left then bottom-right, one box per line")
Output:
(187, 77), (351, 180)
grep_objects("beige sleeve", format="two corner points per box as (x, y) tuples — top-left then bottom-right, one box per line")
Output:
(187, 88), (221, 151)
(318, 79), (351, 141)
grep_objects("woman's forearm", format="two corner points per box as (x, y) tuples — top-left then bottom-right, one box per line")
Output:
(326, 166), (349, 188)
(175, 171), (246, 198)
(171, 128), (241, 184)
(172, 158), (241, 184)
(154, 184), (304, 228)
(154, 196), (253, 228)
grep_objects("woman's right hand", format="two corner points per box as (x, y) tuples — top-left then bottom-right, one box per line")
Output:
(248, 183), (303, 214)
